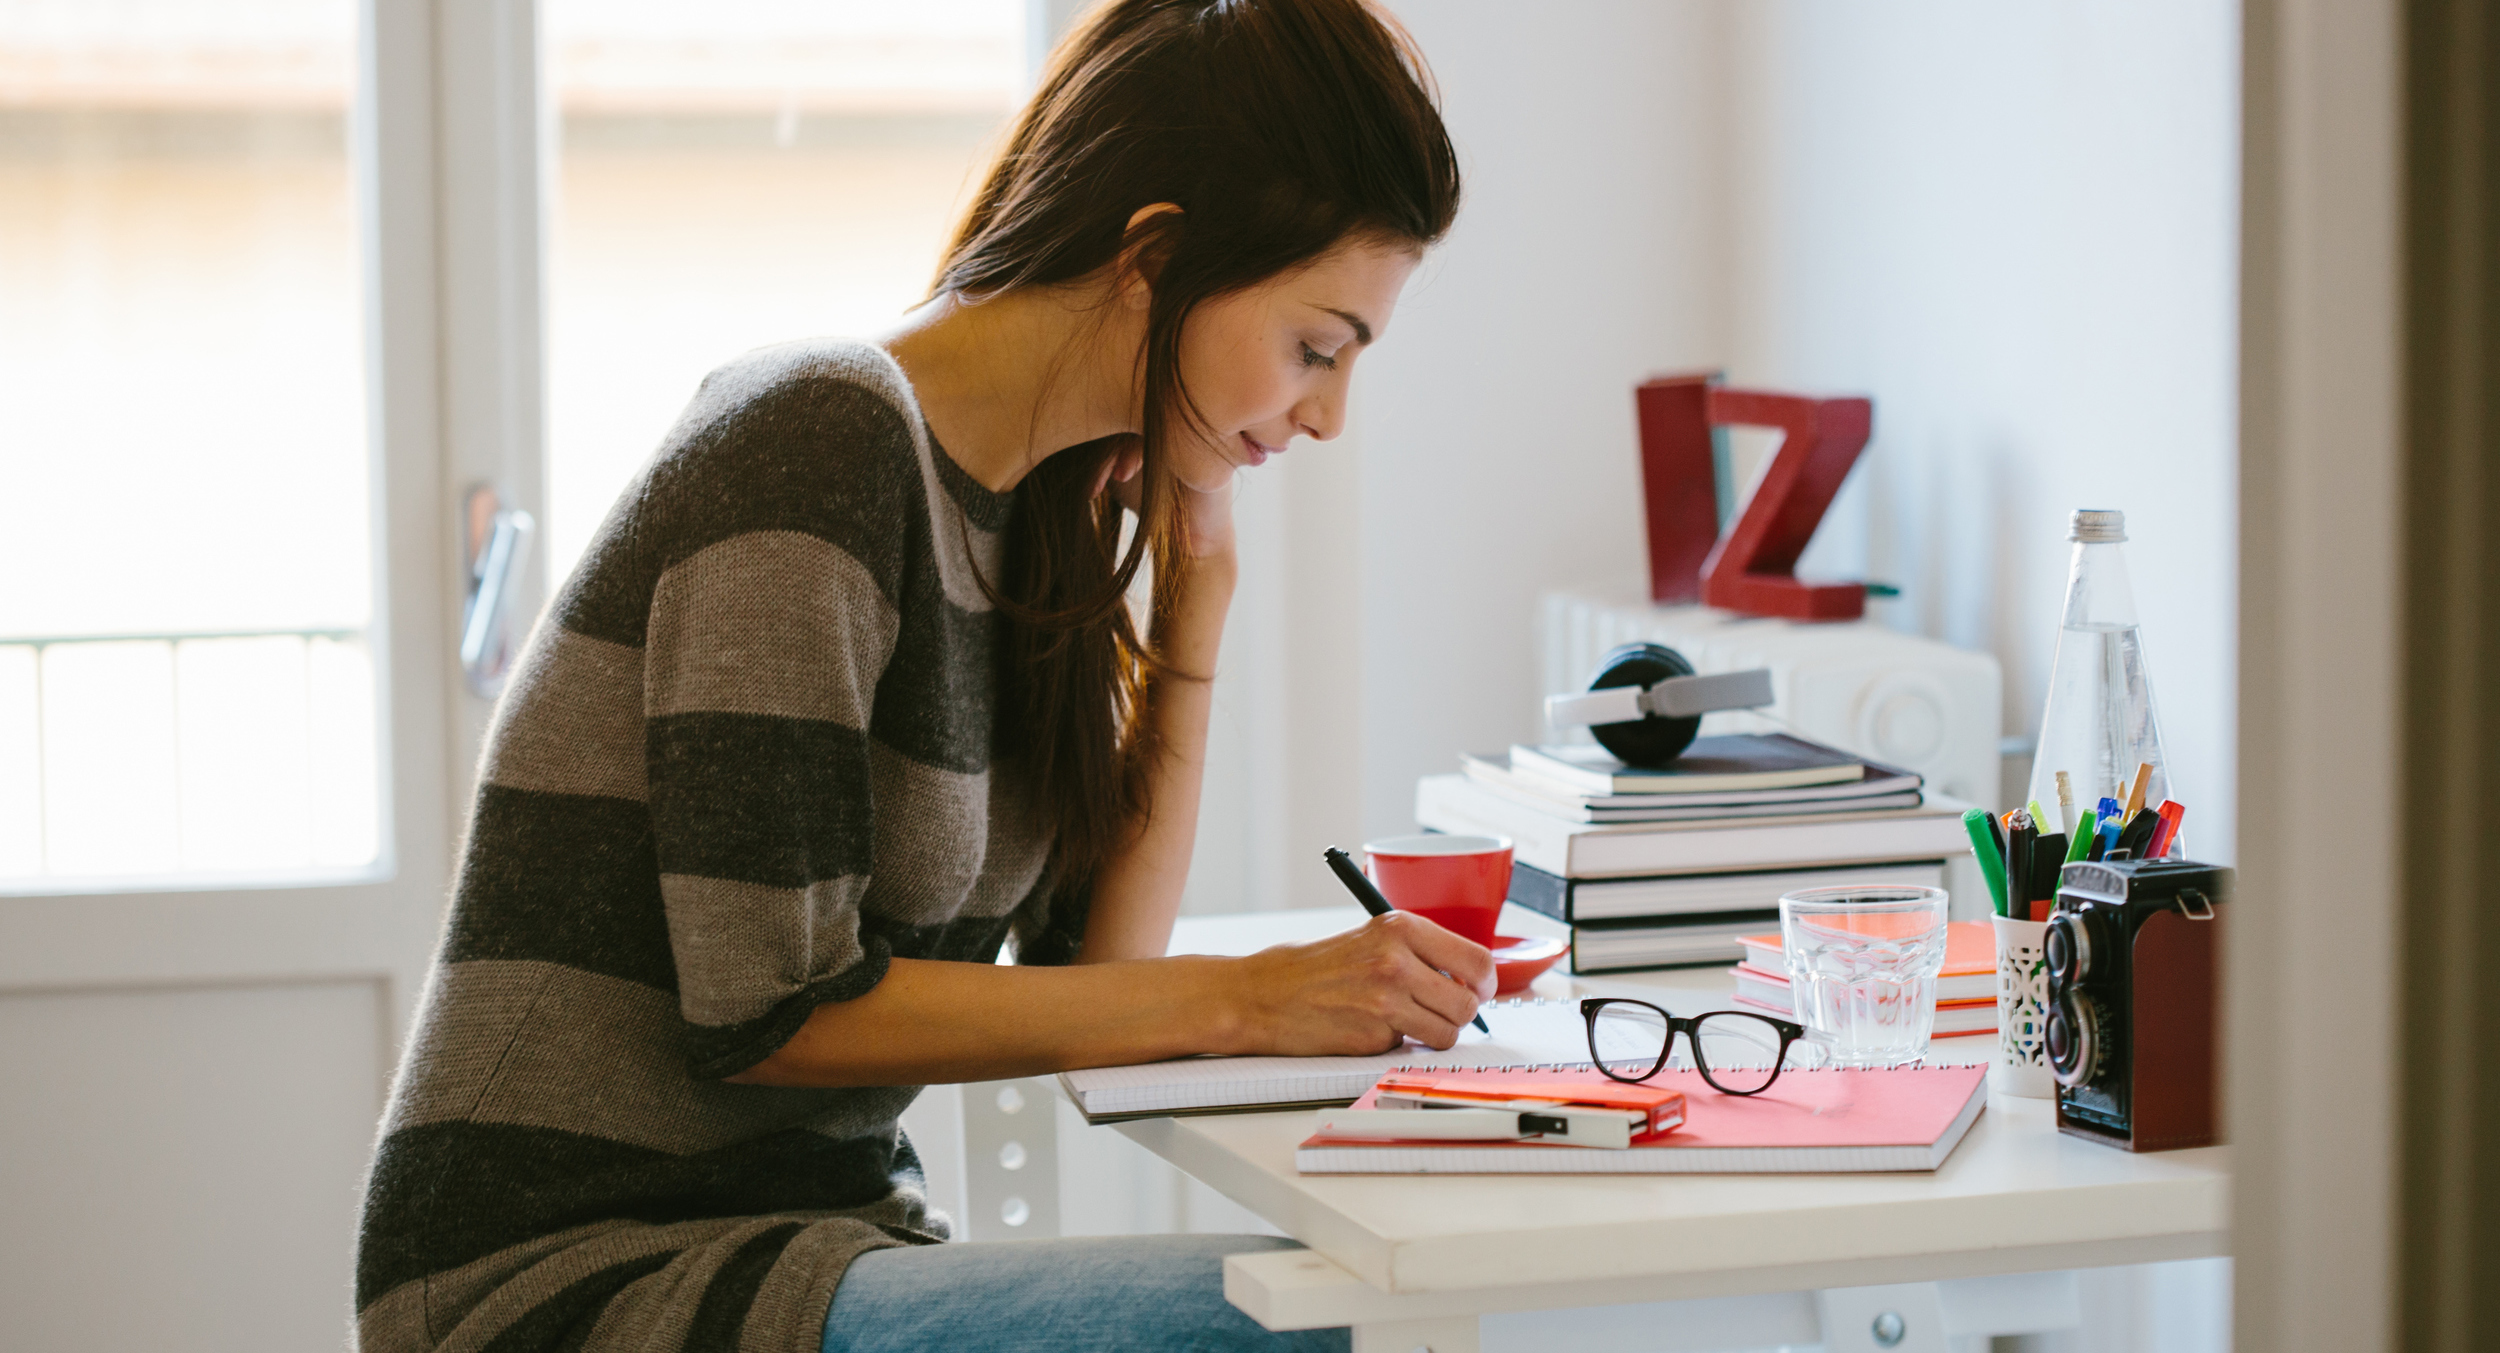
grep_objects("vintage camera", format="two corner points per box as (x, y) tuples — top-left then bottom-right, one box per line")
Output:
(2044, 857), (2229, 1152)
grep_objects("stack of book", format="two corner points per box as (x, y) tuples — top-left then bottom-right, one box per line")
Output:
(1730, 922), (2000, 1037)
(1416, 733), (1973, 971)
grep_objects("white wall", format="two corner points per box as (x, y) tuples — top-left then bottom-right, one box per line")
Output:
(1185, 1), (2240, 906)
(1724, 0), (2242, 857)
(1351, 0), (1735, 843)
(1179, 448), (1369, 912)
(1323, 0), (2238, 853)
(1181, 1), (1738, 909)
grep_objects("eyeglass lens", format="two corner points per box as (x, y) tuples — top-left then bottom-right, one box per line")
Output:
(1688, 1012), (1790, 1094)
(1587, 1000), (1672, 1078)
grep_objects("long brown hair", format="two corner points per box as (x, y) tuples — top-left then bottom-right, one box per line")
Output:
(937, 0), (1460, 891)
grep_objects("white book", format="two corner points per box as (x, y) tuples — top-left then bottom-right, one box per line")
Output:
(1416, 773), (1975, 879)
(1463, 751), (1923, 812)
(1057, 998), (1595, 1124)
(1459, 762), (1923, 825)
(1569, 914), (1777, 970)
(1509, 735), (1864, 795)
(1514, 860), (1946, 923)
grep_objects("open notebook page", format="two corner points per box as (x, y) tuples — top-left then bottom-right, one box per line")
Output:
(1060, 997), (1657, 1121)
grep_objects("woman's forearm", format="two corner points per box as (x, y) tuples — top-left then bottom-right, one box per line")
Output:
(1074, 548), (1237, 963)
(727, 953), (1244, 1088)
(727, 912), (1498, 1089)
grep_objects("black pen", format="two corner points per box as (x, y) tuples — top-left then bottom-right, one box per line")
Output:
(1322, 847), (1491, 1033)
(2032, 833), (2068, 920)
(2007, 817), (2034, 920)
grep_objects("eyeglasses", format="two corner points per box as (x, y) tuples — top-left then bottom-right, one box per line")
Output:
(1579, 997), (1808, 1096)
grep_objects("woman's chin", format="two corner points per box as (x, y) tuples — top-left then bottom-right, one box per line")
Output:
(1169, 446), (1249, 491)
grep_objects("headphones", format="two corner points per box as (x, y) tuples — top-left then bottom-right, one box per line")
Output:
(1542, 642), (1776, 768)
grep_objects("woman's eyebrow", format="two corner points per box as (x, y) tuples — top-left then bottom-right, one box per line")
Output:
(1312, 305), (1374, 346)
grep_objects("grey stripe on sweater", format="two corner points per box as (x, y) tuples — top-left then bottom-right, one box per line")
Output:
(356, 339), (1079, 1353)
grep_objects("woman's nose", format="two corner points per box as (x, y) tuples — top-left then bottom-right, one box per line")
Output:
(1296, 386), (1346, 442)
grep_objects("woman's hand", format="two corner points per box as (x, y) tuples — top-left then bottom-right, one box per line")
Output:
(1216, 912), (1497, 1056)
(1091, 434), (1238, 559)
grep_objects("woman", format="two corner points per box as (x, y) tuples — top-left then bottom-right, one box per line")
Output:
(357, 2), (1475, 1350)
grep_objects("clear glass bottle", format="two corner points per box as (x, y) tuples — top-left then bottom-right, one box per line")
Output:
(2026, 510), (2176, 845)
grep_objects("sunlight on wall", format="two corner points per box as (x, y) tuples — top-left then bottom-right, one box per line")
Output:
(541, 0), (1023, 585)
(545, 116), (1011, 581)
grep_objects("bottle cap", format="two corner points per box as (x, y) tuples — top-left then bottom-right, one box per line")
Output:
(2070, 509), (2127, 543)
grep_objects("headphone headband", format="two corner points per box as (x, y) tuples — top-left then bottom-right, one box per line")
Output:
(1543, 642), (1774, 767)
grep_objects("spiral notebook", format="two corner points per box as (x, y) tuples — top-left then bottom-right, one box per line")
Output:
(1296, 1062), (1989, 1174)
(1058, 998), (1602, 1124)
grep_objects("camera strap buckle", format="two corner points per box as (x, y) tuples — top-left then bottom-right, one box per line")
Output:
(2175, 889), (2216, 921)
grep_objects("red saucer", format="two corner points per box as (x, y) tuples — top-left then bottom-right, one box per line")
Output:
(1491, 933), (1568, 994)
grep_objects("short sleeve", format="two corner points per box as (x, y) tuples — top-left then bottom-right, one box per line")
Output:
(646, 529), (903, 1079)
(636, 369), (928, 1080)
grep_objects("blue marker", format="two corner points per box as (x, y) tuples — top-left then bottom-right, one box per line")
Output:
(2092, 817), (2123, 861)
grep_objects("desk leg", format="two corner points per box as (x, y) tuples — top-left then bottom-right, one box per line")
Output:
(1350, 1314), (1479, 1353)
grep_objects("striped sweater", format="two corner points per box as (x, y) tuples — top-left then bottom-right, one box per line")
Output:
(356, 339), (1079, 1353)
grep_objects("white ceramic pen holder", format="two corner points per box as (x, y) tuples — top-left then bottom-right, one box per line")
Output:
(1991, 915), (2055, 1099)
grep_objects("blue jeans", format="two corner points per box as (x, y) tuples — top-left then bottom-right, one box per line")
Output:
(820, 1233), (1351, 1353)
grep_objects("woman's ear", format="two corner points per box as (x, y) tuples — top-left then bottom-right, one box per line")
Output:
(1115, 203), (1184, 310)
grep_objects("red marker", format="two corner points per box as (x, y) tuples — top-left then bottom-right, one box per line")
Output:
(2147, 801), (2186, 859)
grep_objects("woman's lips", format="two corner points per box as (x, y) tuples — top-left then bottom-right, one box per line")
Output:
(1238, 432), (1283, 466)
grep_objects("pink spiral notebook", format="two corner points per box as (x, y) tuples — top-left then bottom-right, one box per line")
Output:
(1295, 1062), (1989, 1174)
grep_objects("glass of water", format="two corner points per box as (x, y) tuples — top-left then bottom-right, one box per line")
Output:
(1778, 884), (1953, 1068)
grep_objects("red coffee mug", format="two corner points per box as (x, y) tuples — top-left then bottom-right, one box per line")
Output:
(1362, 834), (1513, 948)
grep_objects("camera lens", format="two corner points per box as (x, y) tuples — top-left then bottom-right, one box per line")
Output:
(2049, 990), (2098, 1087)
(2046, 911), (2098, 987)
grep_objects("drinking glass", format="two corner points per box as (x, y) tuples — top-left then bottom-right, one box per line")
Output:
(1777, 884), (1952, 1067)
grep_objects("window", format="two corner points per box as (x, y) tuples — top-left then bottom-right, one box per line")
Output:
(0, 0), (380, 884)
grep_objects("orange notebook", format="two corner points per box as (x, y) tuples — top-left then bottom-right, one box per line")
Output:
(1737, 920), (1998, 1003)
(1297, 1062), (1988, 1174)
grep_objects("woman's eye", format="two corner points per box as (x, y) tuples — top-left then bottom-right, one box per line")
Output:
(1299, 343), (1339, 371)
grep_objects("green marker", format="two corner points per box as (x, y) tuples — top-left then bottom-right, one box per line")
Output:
(1962, 808), (2009, 917)
(2066, 809), (2098, 863)
(2026, 798), (2049, 831)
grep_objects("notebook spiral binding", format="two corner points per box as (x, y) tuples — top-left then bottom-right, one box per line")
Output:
(1391, 1061), (1645, 1074)
(1390, 1062), (1936, 1074)
(1405, 997), (1936, 1075)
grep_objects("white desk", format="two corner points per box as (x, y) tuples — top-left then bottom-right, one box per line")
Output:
(1129, 907), (2230, 1353)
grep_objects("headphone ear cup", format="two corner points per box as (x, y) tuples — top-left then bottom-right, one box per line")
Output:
(1586, 642), (1701, 768)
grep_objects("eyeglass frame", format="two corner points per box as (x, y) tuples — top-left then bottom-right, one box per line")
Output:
(1578, 997), (1808, 1096)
